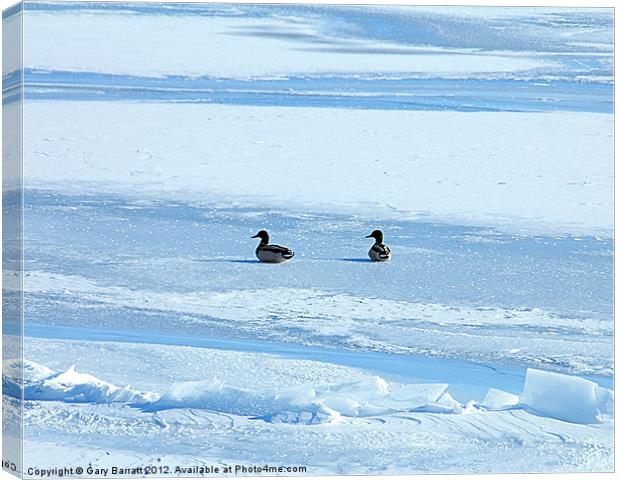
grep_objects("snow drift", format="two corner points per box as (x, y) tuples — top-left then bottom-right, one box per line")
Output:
(4, 360), (613, 426)
(3, 360), (157, 404)
(2, 359), (55, 398)
(148, 376), (458, 424)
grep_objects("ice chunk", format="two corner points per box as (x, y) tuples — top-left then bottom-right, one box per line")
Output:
(3, 359), (55, 383)
(153, 376), (458, 423)
(436, 391), (464, 413)
(153, 378), (340, 423)
(389, 383), (448, 402)
(520, 368), (611, 424)
(2, 359), (56, 398)
(372, 383), (448, 412)
(413, 391), (464, 414)
(482, 388), (520, 411)
(153, 378), (282, 417)
(319, 377), (389, 417)
(4, 360), (157, 404)
(595, 386), (614, 417)
(22, 365), (157, 404)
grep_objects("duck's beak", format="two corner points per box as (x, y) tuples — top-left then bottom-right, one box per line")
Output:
(365, 234), (372, 238)
(251, 234), (260, 238)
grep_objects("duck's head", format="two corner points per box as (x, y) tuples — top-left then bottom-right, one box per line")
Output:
(365, 229), (384, 243)
(251, 230), (270, 243)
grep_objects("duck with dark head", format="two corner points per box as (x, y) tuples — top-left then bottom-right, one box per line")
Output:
(365, 229), (391, 262)
(251, 230), (295, 263)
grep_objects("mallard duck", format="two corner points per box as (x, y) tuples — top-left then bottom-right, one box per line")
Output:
(251, 230), (294, 263)
(365, 229), (391, 262)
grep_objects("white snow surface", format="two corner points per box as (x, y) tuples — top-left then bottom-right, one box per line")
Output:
(3, 358), (55, 384)
(3, 359), (55, 397)
(3, 359), (156, 404)
(152, 376), (458, 424)
(22, 271), (613, 376)
(2, 337), (613, 474)
(8, 4), (613, 475)
(23, 102), (613, 235)
(8, 355), (610, 426)
(23, 11), (553, 78)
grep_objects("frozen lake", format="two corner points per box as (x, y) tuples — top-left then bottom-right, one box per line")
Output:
(18, 190), (613, 377)
(3, 1), (614, 475)
(17, 69), (614, 113)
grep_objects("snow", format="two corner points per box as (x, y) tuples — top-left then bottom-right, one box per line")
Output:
(25, 366), (157, 404)
(0, 356), (461, 424)
(3, 361), (157, 404)
(3, 359), (54, 384)
(151, 376), (454, 424)
(6, 2), (613, 475)
(3, 338), (612, 474)
(22, 9), (555, 79)
(520, 368), (613, 424)
(8, 343), (611, 425)
(21, 271), (613, 377)
(2, 359), (55, 398)
(23, 103), (613, 236)
(151, 369), (613, 424)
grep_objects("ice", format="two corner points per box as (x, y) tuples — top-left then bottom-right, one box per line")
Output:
(482, 388), (520, 411)
(372, 383), (449, 412)
(520, 368), (613, 424)
(594, 386), (614, 418)
(3, 358), (55, 383)
(16, 340), (616, 473)
(148, 378), (290, 418)
(12, 354), (613, 429)
(5, 363), (158, 404)
(23, 8), (554, 79)
(22, 272), (614, 377)
(150, 376), (452, 424)
(430, 391), (465, 414)
(8, 2), (614, 474)
(23, 103), (613, 236)
(2, 359), (56, 398)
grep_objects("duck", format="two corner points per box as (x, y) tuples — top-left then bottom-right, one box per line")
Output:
(365, 229), (391, 262)
(251, 230), (294, 263)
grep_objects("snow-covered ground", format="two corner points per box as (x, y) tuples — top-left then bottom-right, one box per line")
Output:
(3, 2), (614, 476)
(22, 103), (613, 236)
(24, 4), (606, 79)
(24, 10), (551, 78)
(19, 268), (614, 376)
(2, 340), (614, 475)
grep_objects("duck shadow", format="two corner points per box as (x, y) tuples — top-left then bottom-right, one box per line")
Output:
(197, 258), (374, 264)
(193, 258), (261, 264)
